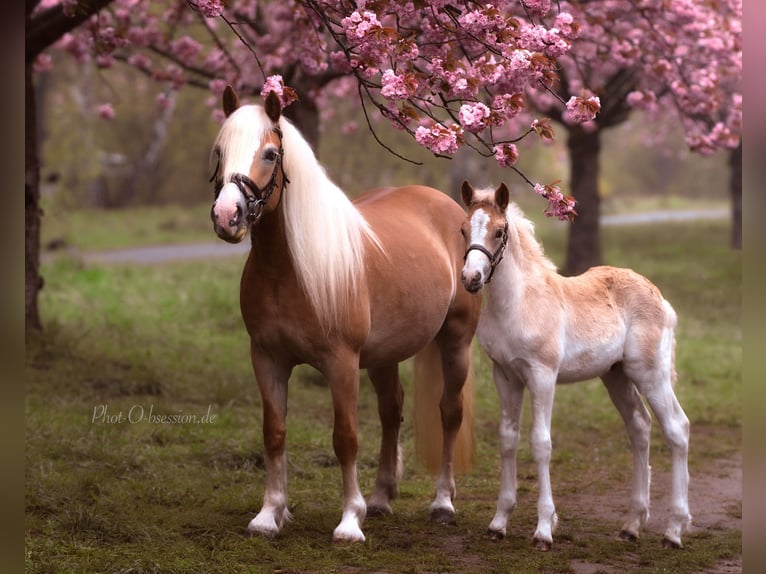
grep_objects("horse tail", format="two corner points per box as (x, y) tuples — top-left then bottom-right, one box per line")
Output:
(663, 298), (679, 388)
(413, 340), (475, 475)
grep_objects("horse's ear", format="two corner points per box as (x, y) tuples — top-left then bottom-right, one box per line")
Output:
(495, 182), (510, 211)
(460, 180), (475, 207)
(222, 85), (240, 118)
(264, 91), (281, 124)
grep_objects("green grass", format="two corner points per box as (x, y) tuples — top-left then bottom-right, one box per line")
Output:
(41, 202), (217, 251)
(26, 217), (740, 573)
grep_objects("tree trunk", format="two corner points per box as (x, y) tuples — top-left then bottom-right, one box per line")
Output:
(117, 91), (177, 207)
(729, 141), (742, 250)
(25, 62), (42, 333)
(564, 127), (602, 275)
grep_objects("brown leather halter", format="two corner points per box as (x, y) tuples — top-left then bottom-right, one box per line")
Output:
(463, 219), (509, 283)
(211, 126), (290, 224)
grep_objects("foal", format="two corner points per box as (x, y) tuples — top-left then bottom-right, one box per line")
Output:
(459, 181), (691, 549)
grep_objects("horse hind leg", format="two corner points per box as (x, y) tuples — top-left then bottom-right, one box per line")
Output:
(366, 364), (404, 516)
(601, 363), (652, 542)
(631, 370), (691, 548)
(425, 322), (476, 525)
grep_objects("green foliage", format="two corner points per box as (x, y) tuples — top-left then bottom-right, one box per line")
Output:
(26, 219), (740, 573)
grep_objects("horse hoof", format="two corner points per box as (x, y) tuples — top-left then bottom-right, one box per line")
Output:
(486, 528), (505, 540)
(618, 530), (639, 542)
(430, 507), (456, 525)
(532, 537), (552, 551)
(662, 536), (683, 549)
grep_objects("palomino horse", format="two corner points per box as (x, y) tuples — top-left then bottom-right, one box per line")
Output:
(209, 87), (481, 542)
(459, 181), (691, 549)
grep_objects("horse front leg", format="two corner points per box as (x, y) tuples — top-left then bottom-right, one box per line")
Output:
(247, 349), (292, 538)
(325, 351), (367, 542)
(526, 367), (558, 551)
(487, 362), (525, 539)
(366, 364), (404, 516)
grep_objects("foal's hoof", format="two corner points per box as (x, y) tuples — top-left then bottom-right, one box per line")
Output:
(430, 507), (457, 525)
(618, 529), (639, 543)
(532, 537), (552, 552)
(662, 536), (683, 549)
(486, 528), (505, 540)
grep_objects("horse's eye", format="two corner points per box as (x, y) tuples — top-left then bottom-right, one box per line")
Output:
(263, 148), (278, 162)
(495, 229), (504, 239)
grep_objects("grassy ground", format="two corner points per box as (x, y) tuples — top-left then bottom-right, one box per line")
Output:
(26, 212), (740, 573)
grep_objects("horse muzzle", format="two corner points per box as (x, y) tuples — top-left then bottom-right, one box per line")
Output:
(211, 191), (248, 243)
(461, 268), (485, 293)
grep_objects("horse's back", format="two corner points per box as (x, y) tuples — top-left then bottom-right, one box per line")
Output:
(355, 185), (466, 232)
(353, 185), (476, 367)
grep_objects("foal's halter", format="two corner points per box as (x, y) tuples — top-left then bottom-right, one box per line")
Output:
(210, 126), (290, 224)
(464, 219), (509, 283)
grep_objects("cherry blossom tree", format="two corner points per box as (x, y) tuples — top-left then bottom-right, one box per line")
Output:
(524, 0), (742, 273)
(26, 0), (741, 329)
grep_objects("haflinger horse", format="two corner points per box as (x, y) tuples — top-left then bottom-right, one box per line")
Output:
(459, 181), (691, 550)
(208, 87), (482, 542)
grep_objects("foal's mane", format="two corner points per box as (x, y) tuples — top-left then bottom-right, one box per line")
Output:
(504, 201), (557, 272)
(215, 104), (382, 331)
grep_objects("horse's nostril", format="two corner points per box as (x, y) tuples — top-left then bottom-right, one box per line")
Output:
(228, 204), (242, 228)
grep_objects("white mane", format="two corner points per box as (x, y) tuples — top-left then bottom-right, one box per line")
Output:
(214, 105), (382, 331)
(504, 201), (557, 272)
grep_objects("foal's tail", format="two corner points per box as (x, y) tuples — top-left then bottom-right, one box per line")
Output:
(413, 340), (475, 475)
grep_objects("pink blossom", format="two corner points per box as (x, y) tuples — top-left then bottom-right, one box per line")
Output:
(97, 103), (115, 120)
(260, 75), (298, 109)
(459, 102), (491, 133)
(534, 183), (577, 221)
(33, 54), (53, 73)
(194, 0), (224, 18)
(342, 10), (383, 41)
(522, 0), (552, 17)
(170, 36), (202, 64)
(380, 70), (410, 100)
(493, 144), (519, 167)
(415, 123), (462, 155)
(565, 95), (601, 124)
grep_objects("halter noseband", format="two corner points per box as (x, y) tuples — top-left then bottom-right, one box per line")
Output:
(464, 219), (509, 283)
(211, 126), (290, 225)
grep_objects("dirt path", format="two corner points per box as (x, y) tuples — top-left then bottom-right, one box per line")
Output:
(568, 453), (742, 574)
(42, 208), (728, 266)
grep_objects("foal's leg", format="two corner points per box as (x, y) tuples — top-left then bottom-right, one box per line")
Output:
(247, 351), (292, 538)
(366, 364), (404, 515)
(638, 379), (691, 548)
(429, 332), (473, 523)
(601, 366), (652, 542)
(525, 366), (558, 550)
(487, 362), (525, 539)
(325, 350), (367, 542)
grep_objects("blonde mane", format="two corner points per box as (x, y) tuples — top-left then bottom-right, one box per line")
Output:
(214, 105), (382, 331)
(504, 202), (557, 272)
